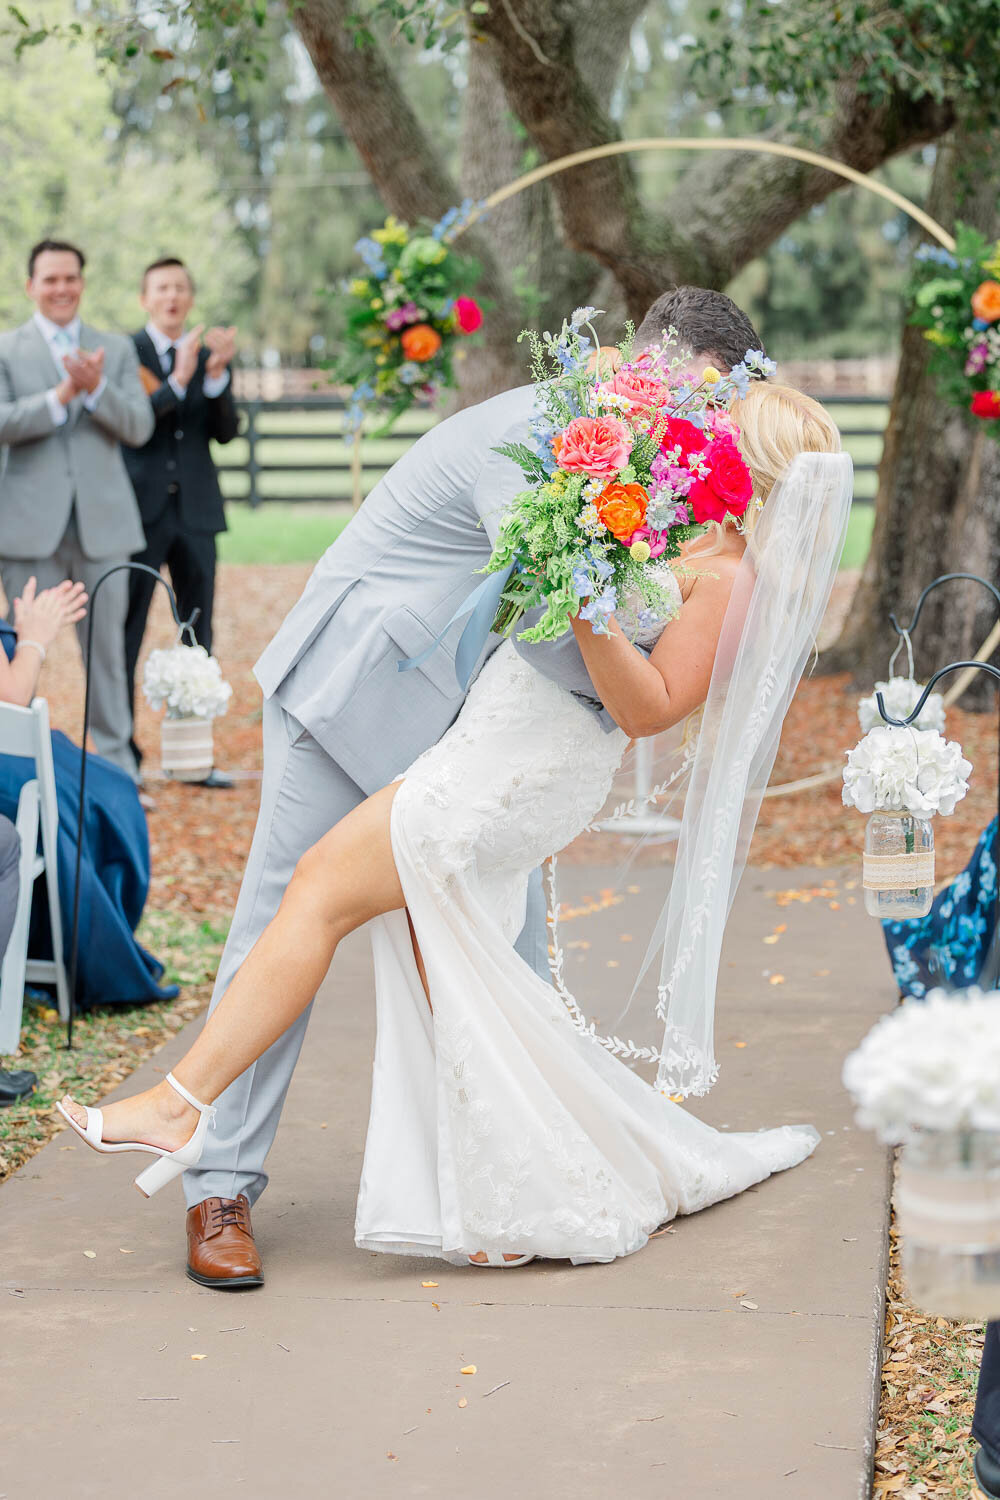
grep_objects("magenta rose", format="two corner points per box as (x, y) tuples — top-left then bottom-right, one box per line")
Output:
(553, 415), (632, 477)
(688, 438), (754, 524)
(624, 523), (670, 558)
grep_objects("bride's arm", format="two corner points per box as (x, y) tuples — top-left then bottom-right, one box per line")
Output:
(569, 558), (742, 738)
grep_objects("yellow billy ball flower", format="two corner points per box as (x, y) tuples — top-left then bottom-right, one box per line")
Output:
(629, 540), (652, 563)
(349, 279), (370, 298)
(371, 298), (383, 310)
(701, 365), (722, 384)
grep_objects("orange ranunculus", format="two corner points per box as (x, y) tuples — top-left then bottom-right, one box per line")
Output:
(595, 481), (648, 542)
(972, 280), (1000, 324)
(400, 323), (442, 362)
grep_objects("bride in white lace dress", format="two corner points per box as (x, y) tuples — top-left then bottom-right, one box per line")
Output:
(60, 381), (852, 1268)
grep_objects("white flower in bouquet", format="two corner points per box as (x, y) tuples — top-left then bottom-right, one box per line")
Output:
(142, 644), (233, 721)
(857, 677), (945, 735)
(842, 726), (971, 816)
(843, 988), (1000, 1142)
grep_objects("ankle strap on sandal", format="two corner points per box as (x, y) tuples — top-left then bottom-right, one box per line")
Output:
(166, 1071), (215, 1118)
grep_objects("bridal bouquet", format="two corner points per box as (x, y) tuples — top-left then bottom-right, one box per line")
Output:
(337, 205), (483, 434)
(843, 987), (1000, 1143)
(483, 310), (772, 642)
(910, 223), (1000, 430)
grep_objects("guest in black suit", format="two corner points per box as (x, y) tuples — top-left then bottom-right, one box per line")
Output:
(975, 1324), (1000, 1496)
(123, 256), (239, 789)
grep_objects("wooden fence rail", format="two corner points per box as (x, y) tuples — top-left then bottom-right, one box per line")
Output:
(215, 395), (889, 508)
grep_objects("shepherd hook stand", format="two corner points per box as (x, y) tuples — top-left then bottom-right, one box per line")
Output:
(66, 563), (199, 1048)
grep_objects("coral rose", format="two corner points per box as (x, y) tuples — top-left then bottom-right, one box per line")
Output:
(595, 482), (648, 541)
(971, 390), (1000, 420)
(400, 323), (442, 362)
(687, 438), (754, 524)
(603, 367), (672, 416)
(971, 281), (1000, 324)
(553, 415), (633, 477)
(453, 296), (482, 333)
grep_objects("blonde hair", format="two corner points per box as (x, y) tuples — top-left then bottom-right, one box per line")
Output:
(688, 382), (841, 559)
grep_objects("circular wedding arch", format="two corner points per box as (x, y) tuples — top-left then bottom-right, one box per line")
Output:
(467, 136), (954, 250)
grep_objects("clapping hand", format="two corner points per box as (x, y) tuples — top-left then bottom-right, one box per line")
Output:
(14, 577), (89, 650)
(204, 325), (237, 380)
(173, 325), (204, 389)
(62, 346), (105, 395)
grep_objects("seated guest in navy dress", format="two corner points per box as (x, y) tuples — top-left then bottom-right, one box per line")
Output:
(0, 575), (176, 1012)
(883, 818), (998, 997)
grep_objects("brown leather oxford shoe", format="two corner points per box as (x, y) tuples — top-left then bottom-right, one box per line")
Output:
(186, 1194), (264, 1289)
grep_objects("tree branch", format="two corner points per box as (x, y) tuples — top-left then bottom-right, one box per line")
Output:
(288, 0), (521, 353)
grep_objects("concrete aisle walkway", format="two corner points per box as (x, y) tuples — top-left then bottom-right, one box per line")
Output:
(2, 864), (893, 1500)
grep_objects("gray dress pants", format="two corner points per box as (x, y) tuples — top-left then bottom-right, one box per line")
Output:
(0, 512), (137, 780)
(184, 695), (549, 1209)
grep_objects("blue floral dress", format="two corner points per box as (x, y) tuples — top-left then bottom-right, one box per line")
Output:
(883, 818), (998, 996)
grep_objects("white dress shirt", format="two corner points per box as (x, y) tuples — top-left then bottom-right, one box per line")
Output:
(145, 322), (230, 402)
(35, 312), (107, 426)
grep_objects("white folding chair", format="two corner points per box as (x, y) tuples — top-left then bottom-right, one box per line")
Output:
(0, 698), (69, 1054)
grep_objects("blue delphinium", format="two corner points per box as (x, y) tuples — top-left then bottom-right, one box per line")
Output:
(743, 348), (778, 378)
(914, 244), (959, 269)
(354, 237), (388, 279)
(580, 586), (618, 634)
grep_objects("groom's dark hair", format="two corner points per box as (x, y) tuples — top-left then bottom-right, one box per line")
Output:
(634, 286), (765, 371)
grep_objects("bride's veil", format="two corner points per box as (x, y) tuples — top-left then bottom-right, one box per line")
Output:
(550, 451), (854, 1096)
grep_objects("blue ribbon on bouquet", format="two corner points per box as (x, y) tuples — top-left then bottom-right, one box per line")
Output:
(397, 563), (515, 692)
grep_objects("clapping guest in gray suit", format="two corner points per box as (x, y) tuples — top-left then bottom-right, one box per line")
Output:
(0, 240), (153, 781)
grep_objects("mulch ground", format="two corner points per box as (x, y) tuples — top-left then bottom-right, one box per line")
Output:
(4, 561), (997, 1499)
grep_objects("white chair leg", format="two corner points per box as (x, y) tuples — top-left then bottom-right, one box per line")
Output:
(39, 783), (69, 1021)
(0, 781), (40, 1056)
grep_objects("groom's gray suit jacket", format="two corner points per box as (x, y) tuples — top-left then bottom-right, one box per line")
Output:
(255, 384), (617, 795)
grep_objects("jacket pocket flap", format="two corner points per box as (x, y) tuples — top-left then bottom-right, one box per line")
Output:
(383, 605), (464, 701)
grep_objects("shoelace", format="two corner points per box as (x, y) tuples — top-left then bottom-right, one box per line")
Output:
(209, 1199), (251, 1234)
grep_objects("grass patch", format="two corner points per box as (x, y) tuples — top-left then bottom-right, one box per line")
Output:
(0, 911), (226, 1184)
(219, 502), (350, 565)
(842, 504), (875, 572)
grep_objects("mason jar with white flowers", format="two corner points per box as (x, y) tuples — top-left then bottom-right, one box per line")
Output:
(842, 724), (971, 919)
(843, 988), (1000, 1319)
(142, 643), (233, 782)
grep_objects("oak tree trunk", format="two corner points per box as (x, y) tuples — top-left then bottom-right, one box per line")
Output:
(824, 132), (1000, 705)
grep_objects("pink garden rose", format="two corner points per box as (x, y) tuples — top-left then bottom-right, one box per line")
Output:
(624, 523), (670, 558)
(553, 415), (632, 477)
(602, 366), (672, 417)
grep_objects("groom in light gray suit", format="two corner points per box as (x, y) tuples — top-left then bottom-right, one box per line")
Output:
(182, 286), (766, 1290)
(0, 240), (153, 779)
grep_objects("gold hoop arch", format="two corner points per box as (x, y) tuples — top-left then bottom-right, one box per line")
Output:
(469, 136), (954, 251)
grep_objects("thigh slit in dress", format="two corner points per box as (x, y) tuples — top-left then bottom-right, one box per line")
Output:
(355, 636), (819, 1266)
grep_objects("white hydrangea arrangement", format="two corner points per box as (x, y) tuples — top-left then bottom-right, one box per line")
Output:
(142, 644), (232, 721)
(857, 677), (946, 735)
(843, 988), (1000, 1142)
(842, 726), (971, 816)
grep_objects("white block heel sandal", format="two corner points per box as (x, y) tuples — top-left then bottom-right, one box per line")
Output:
(468, 1252), (536, 1268)
(56, 1072), (216, 1197)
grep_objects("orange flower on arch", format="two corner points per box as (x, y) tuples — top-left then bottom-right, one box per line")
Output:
(972, 280), (1000, 324)
(400, 323), (442, 362)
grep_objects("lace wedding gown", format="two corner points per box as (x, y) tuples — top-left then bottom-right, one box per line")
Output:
(356, 574), (819, 1265)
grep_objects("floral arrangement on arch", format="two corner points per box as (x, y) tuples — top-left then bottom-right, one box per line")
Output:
(910, 222), (1000, 429)
(843, 987), (1000, 1143)
(337, 203), (483, 434)
(484, 308), (774, 642)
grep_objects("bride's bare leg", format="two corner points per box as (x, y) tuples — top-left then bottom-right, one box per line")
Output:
(60, 784), (407, 1147)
